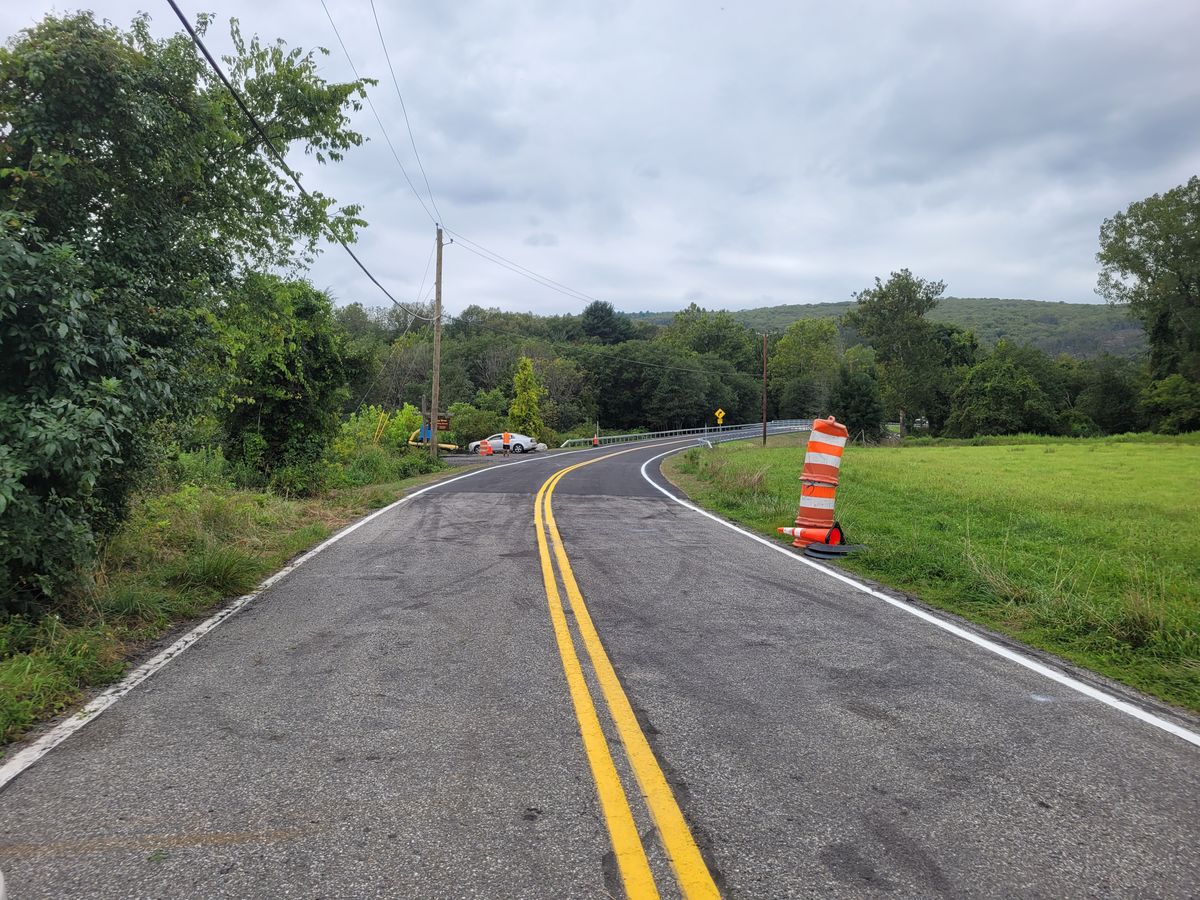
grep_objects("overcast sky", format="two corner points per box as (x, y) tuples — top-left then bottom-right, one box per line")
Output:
(4, 1), (1199, 315)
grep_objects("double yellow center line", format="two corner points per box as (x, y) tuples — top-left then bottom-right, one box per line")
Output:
(534, 448), (720, 899)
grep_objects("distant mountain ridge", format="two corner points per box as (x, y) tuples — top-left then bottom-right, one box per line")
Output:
(631, 297), (1146, 359)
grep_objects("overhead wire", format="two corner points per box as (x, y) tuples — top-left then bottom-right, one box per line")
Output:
(414, 235), (436, 305)
(312, 0), (732, 379)
(165, 0), (433, 320)
(368, 0), (443, 225)
(352, 274), (439, 414)
(316, 1), (637, 321)
(444, 228), (607, 306)
(169, 2), (723, 391)
(318, 0), (438, 227)
(450, 241), (605, 307)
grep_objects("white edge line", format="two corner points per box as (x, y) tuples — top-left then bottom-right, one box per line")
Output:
(0, 446), (609, 791)
(639, 446), (1200, 750)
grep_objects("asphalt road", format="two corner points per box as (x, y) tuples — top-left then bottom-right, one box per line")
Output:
(1, 435), (1197, 898)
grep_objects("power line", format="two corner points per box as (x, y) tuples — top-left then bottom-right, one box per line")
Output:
(317, 0), (438, 227)
(368, 0), (443, 225)
(314, 3), (631, 318)
(352, 277), (438, 413)
(445, 229), (610, 306)
(171, 3), (728, 401)
(451, 241), (606, 307)
(165, 0), (432, 320)
(414, 235), (436, 304)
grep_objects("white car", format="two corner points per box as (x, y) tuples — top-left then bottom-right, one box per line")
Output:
(468, 432), (538, 454)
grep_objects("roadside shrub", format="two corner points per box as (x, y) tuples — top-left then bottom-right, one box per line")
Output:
(326, 443), (442, 489)
(1060, 409), (1101, 438)
(0, 217), (160, 614)
(327, 404), (443, 487)
(173, 447), (232, 489)
(222, 277), (351, 487)
(269, 460), (327, 498)
(446, 402), (504, 450)
(1141, 374), (1200, 435)
(228, 430), (269, 490)
(336, 444), (396, 487)
(332, 404), (423, 456)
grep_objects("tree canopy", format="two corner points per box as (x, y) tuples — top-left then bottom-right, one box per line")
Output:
(1097, 176), (1200, 382)
(0, 12), (369, 608)
(508, 357), (547, 439)
(581, 300), (635, 344)
(843, 269), (946, 429)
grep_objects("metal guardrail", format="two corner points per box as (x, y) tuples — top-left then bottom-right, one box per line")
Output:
(560, 420), (812, 448)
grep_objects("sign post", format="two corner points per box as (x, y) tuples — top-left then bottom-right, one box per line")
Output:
(714, 408), (726, 427)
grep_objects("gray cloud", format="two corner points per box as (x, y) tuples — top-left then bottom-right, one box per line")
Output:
(4, 0), (1198, 316)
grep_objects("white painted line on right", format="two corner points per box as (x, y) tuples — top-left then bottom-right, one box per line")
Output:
(640, 447), (1200, 750)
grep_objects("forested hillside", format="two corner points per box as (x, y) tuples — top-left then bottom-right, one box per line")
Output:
(633, 297), (1146, 359)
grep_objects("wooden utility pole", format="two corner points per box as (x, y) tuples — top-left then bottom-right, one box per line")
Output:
(761, 332), (768, 446)
(429, 226), (443, 461)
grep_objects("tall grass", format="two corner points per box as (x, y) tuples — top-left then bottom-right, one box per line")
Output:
(667, 432), (1200, 712)
(0, 466), (455, 747)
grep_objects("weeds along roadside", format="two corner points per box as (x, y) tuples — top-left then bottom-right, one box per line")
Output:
(663, 432), (1200, 714)
(0, 446), (452, 749)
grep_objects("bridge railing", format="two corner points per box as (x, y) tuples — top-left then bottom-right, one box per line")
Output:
(559, 420), (811, 448)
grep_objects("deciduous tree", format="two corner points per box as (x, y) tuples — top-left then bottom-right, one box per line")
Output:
(662, 303), (756, 371)
(1097, 176), (1200, 382)
(944, 342), (1061, 437)
(769, 318), (840, 416)
(509, 356), (547, 438)
(843, 269), (945, 431)
(0, 12), (369, 603)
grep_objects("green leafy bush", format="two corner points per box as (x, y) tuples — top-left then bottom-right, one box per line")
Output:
(1141, 374), (1200, 434)
(0, 216), (156, 613)
(326, 445), (441, 488)
(325, 404), (438, 487)
(446, 402), (504, 450)
(222, 277), (355, 492)
(269, 461), (328, 499)
(330, 404), (423, 458)
(173, 448), (232, 489)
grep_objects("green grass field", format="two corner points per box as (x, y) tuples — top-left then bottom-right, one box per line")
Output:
(665, 433), (1200, 712)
